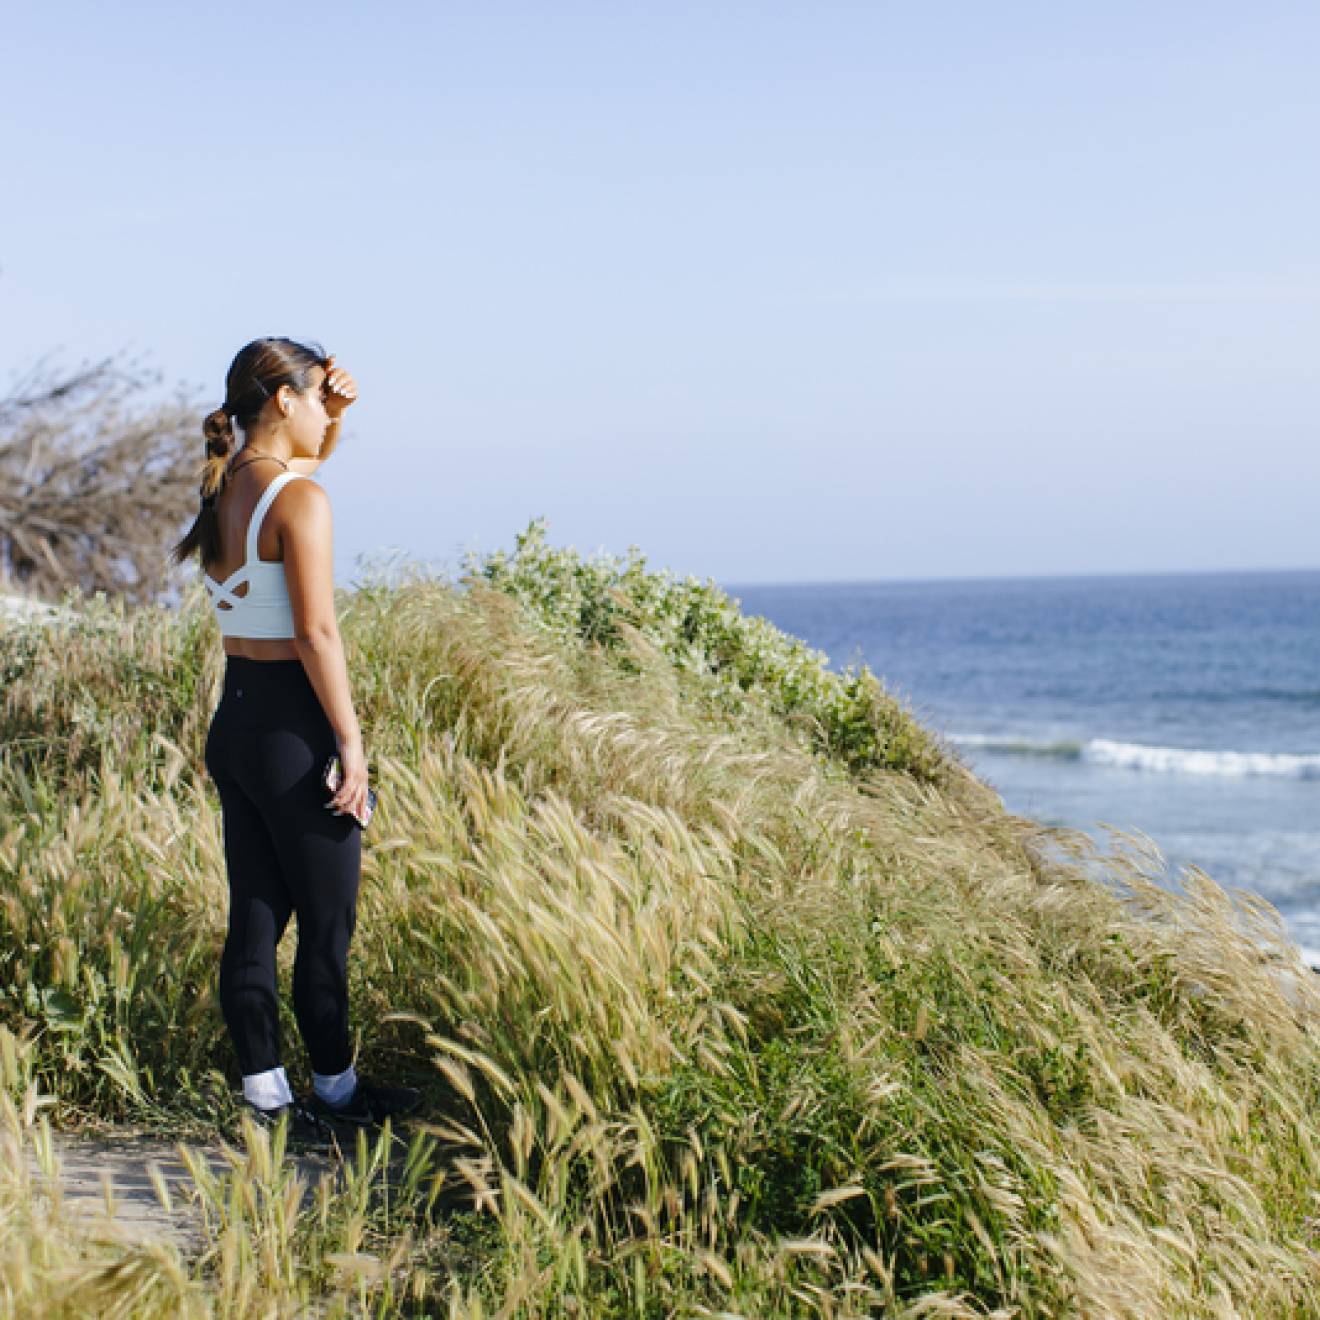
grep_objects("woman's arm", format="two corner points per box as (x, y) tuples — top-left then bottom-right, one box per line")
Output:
(280, 483), (369, 816)
(290, 356), (356, 476)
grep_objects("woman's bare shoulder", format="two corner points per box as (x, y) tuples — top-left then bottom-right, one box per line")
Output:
(273, 475), (331, 538)
(281, 473), (329, 505)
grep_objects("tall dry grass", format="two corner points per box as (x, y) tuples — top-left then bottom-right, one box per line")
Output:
(2, 536), (1320, 1316)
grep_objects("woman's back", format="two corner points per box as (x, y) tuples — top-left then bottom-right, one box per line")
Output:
(205, 461), (312, 660)
(203, 468), (309, 643)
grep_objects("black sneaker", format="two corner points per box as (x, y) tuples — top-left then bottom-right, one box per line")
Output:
(241, 1097), (340, 1151)
(305, 1076), (423, 1129)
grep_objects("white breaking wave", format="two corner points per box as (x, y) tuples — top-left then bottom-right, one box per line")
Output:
(947, 732), (1320, 780)
(1087, 739), (1320, 779)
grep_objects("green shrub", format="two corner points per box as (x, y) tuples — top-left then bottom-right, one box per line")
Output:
(464, 517), (951, 783)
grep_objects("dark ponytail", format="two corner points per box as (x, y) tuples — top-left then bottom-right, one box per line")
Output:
(170, 336), (326, 570)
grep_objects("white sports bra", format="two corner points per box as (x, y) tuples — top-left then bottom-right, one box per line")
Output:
(202, 470), (308, 639)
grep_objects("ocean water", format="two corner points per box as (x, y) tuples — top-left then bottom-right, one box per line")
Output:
(720, 570), (1320, 965)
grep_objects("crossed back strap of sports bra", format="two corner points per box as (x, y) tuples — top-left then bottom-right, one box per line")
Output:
(203, 470), (307, 607)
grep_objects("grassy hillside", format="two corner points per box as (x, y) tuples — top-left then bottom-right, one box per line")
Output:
(2, 518), (1319, 1317)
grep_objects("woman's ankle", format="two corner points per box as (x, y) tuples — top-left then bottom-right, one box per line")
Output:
(242, 1064), (293, 1109)
(312, 1062), (358, 1106)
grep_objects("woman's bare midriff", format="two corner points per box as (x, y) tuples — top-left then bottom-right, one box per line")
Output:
(211, 463), (305, 663)
(223, 637), (301, 661)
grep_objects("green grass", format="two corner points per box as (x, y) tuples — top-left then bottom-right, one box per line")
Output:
(2, 519), (1320, 1316)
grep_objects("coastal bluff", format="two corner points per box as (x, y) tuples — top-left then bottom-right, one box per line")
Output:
(3, 527), (1319, 1317)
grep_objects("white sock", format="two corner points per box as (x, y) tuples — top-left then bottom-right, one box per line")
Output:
(313, 1063), (358, 1107)
(243, 1065), (294, 1110)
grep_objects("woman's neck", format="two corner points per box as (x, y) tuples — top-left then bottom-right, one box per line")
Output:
(236, 432), (295, 466)
(238, 422), (300, 469)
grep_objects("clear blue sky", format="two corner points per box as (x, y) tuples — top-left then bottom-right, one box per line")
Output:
(4, 2), (1319, 586)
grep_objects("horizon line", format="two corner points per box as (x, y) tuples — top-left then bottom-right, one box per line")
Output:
(717, 564), (1320, 590)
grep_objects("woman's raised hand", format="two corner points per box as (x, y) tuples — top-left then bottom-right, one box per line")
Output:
(323, 354), (359, 422)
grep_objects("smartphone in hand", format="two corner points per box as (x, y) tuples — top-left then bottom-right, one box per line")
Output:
(322, 754), (378, 830)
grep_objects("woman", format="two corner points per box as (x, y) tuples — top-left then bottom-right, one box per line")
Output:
(171, 336), (420, 1144)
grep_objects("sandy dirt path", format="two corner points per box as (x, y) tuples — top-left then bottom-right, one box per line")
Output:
(23, 1126), (346, 1254)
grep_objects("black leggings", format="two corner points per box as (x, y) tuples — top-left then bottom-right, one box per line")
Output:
(204, 656), (360, 1078)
